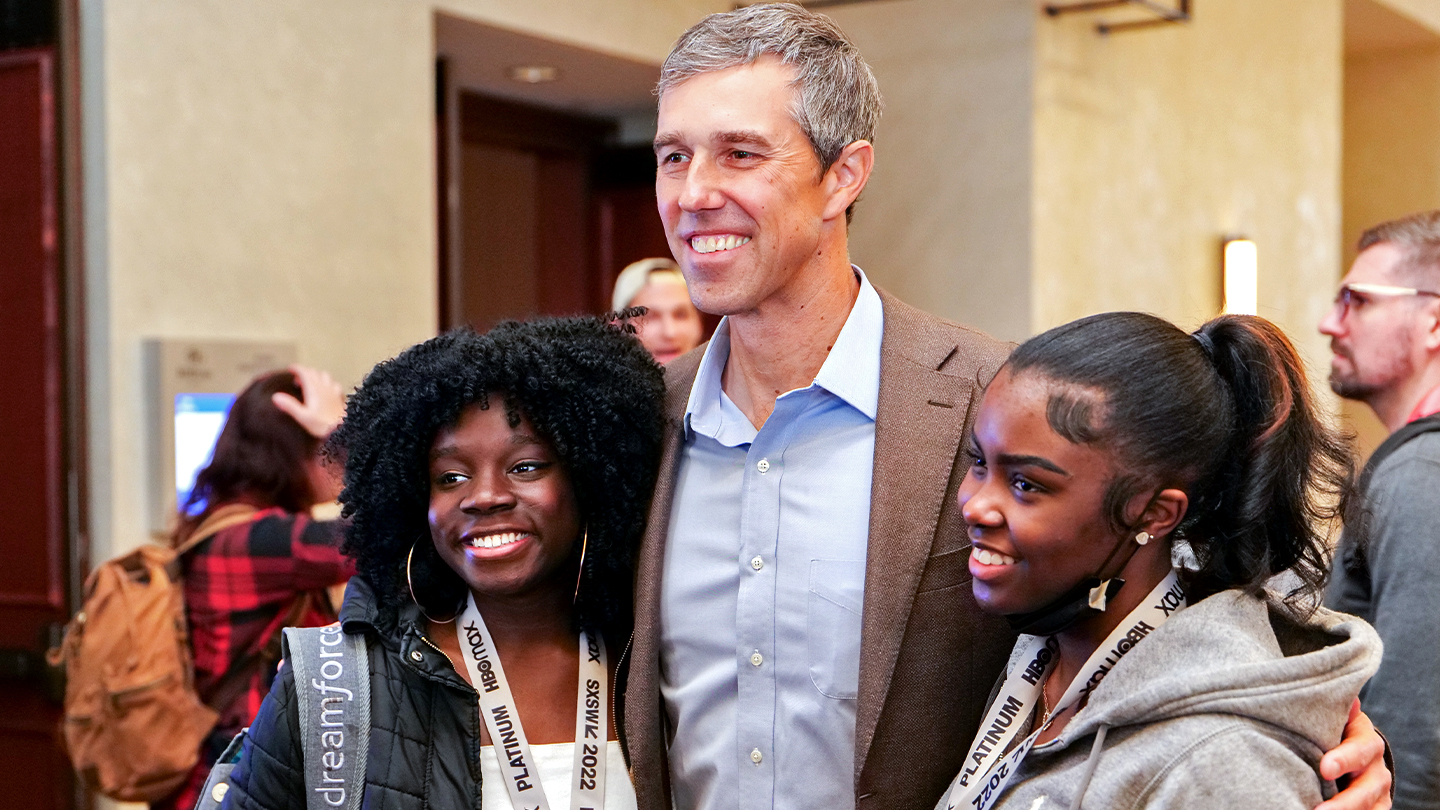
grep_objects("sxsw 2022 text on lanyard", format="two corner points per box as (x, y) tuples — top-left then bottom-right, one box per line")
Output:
(944, 570), (1186, 810)
(456, 593), (608, 810)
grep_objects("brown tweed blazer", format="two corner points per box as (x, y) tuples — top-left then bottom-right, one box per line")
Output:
(621, 289), (1018, 810)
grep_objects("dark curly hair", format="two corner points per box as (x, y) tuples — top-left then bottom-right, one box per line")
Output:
(1006, 312), (1354, 604)
(328, 316), (665, 636)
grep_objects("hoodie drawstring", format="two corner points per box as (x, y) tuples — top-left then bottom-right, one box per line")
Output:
(1068, 724), (1109, 810)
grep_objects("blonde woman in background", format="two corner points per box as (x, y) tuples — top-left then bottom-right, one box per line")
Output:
(612, 258), (704, 364)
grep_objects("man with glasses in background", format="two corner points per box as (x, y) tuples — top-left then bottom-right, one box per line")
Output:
(1322, 210), (1440, 810)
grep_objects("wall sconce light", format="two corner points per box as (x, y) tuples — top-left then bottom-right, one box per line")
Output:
(508, 65), (561, 84)
(1222, 237), (1258, 315)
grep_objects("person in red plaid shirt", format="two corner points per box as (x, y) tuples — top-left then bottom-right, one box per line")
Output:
(152, 365), (355, 810)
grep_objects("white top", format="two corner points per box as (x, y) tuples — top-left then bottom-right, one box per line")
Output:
(479, 740), (636, 810)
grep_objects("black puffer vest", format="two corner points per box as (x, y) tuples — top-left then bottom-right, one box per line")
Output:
(223, 578), (485, 809)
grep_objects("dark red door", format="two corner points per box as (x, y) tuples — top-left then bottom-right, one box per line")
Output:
(0, 46), (76, 810)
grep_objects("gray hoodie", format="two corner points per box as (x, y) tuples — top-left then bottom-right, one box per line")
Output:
(936, 588), (1382, 810)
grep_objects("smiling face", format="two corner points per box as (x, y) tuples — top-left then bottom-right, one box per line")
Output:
(630, 277), (704, 364)
(958, 370), (1131, 617)
(654, 57), (844, 317)
(427, 401), (581, 602)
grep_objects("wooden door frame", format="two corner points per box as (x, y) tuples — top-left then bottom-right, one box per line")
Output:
(0, 26), (87, 810)
(56, 0), (88, 621)
(436, 84), (616, 331)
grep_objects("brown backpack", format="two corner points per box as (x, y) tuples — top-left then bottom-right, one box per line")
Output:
(50, 504), (259, 802)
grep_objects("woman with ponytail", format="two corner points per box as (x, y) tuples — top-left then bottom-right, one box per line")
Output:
(935, 312), (1383, 810)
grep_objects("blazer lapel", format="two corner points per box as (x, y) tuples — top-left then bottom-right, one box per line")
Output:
(853, 291), (984, 780)
(625, 346), (704, 810)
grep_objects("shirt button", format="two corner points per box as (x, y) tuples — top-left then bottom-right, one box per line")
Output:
(756, 458), (770, 473)
(750, 651), (763, 667)
(211, 782), (229, 803)
(410, 650), (423, 662)
(750, 556), (764, 571)
(750, 748), (763, 764)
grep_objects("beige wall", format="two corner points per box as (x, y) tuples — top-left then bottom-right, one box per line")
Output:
(834, 0), (1352, 358)
(81, 0), (721, 574)
(84, 1), (438, 567)
(1344, 47), (1440, 260)
(829, 0), (1035, 344)
(1375, 0), (1440, 33)
(1034, 0), (1344, 391)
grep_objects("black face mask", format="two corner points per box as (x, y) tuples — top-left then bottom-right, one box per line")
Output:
(1002, 532), (1138, 636)
(1004, 576), (1126, 636)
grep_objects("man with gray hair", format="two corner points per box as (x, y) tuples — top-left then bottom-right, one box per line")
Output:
(1322, 211), (1440, 810)
(624, 5), (1392, 810)
(625, 7), (1009, 809)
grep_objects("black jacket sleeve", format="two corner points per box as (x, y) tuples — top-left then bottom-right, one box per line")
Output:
(221, 661), (305, 810)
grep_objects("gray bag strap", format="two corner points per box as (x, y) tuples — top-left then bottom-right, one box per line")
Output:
(193, 730), (248, 810)
(286, 622), (371, 810)
(1337, 414), (1440, 578)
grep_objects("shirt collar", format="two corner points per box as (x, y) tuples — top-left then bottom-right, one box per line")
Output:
(1407, 382), (1440, 423)
(814, 268), (883, 419)
(684, 317), (743, 443)
(684, 267), (884, 439)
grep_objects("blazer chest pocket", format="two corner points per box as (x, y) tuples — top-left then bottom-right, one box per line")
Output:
(808, 559), (864, 700)
(915, 546), (972, 594)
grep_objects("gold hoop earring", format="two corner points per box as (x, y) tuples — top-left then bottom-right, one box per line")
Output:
(572, 528), (589, 606)
(407, 537), (460, 623)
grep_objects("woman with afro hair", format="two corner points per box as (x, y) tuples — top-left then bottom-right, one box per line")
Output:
(220, 315), (665, 810)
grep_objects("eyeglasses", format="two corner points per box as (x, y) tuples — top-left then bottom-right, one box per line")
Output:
(1332, 282), (1440, 318)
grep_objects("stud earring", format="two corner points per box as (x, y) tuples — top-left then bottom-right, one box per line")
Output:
(1135, 531), (1152, 546)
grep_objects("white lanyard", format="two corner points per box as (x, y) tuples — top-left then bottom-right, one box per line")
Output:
(456, 593), (609, 810)
(943, 570), (1186, 810)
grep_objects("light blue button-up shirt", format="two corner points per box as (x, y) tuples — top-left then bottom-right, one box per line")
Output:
(659, 269), (883, 810)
